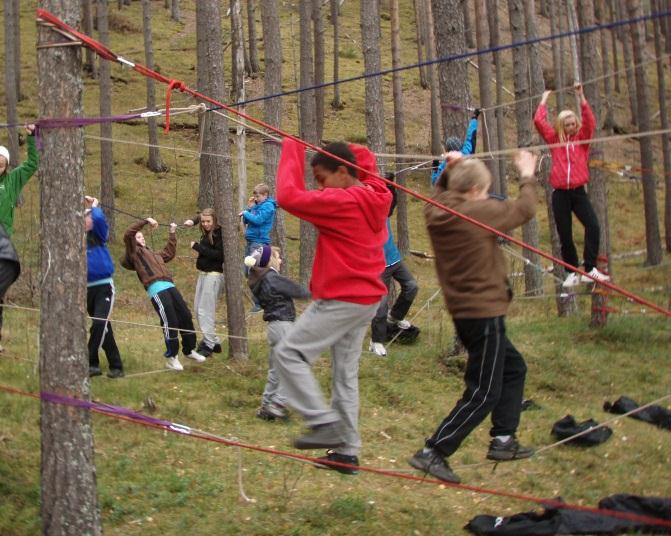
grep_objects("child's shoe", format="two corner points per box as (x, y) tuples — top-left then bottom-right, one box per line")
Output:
(165, 357), (184, 371)
(256, 402), (288, 421)
(186, 350), (206, 363)
(562, 272), (580, 288)
(368, 340), (387, 357)
(580, 267), (611, 284)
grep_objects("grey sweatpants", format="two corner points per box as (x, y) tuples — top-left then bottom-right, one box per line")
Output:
(193, 272), (225, 349)
(262, 320), (292, 407)
(275, 299), (379, 456)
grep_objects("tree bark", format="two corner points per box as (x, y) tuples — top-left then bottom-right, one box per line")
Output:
(578, 0), (611, 327)
(487, 0), (507, 196)
(171, 0), (180, 22)
(474, 0), (496, 179)
(565, 0), (582, 110)
(432, 0), (469, 140)
(81, 0), (97, 78)
(424, 0), (442, 155)
(549, 0), (566, 109)
(595, 0), (614, 133)
(313, 0), (326, 141)
(556, 0), (567, 110)
(462, 0), (475, 48)
(98, 0), (115, 240)
(247, 0), (261, 74)
(141, 0), (167, 172)
(391, 0), (409, 254)
(361, 0), (386, 153)
(231, 0), (248, 212)
(196, 0), (214, 209)
(413, 0), (429, 89)
(260, 0), (287, 273)
(330, 0), (343, 109)
(37, 1), (101, 533)
(627, 0), (663, 265)
(616, 0), (639, 125)
(508, 0), (543, 296)
(299, 0), (318, 286)
(4, 0), (20, 167)
(652, 0), (671, 252)
(12, 0), (21, 100)
(608, 0), (621, 93)
(196, 0), (248, 359)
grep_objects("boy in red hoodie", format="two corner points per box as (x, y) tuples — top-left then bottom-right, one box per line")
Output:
(275, 138), (391, 474)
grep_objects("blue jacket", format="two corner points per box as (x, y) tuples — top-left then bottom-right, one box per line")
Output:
(383, 219), (401, 267)
(431, 118), (479, 186)
(242, 197), (276, 244)
(86, 207), (115, 283)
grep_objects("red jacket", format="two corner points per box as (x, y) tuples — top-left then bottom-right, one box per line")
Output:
(276, 138), (391, 304)
(534, 100), (595, 190)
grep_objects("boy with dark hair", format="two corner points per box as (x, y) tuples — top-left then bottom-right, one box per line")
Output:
(85, 196), (124, 378)
(274, 139), (391, 474)
(431, 108), (480, 185)
(409, 150), (538, 484)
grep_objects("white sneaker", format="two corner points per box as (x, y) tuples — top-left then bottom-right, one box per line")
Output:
(165, 357), (184, 371)
(580, 268), (611, 284)
(388, 315), (412, 330)
(562, 272), (580, 288)
(186, 350), (206, 363)
(369, 340), (387, 357)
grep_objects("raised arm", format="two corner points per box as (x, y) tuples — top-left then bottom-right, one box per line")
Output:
(533, 91), (557, 143)
(8, 125), (39, 198)
(159, 223), (178, 263)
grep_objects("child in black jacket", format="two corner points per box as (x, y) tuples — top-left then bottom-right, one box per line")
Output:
(245, 245), (310, 420)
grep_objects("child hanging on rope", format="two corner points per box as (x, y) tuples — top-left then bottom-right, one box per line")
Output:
(85, 196), (124, 379)
(409, 149), (538, 484)
(244, 244), (310, 421)
(369, 173), (419, 357)
(121, 217), (202, 371)
(240, 183), (277, 313)
(183, 208), (224, 359)
(0, 124), (38, 351)
(274, 138), (391, 474)
(534, 84), (610, 288)
(431, 108), (480, 186)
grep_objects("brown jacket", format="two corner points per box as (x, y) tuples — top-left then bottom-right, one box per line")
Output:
(424, 174), (537, 319)
(121, 219), (176, 288)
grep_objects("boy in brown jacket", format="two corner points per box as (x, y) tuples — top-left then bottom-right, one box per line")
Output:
(409, 150), (538, 484)
(122, 218), (201, 371)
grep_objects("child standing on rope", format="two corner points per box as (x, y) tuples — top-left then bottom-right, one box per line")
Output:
(184, 208), (224, 359)
(0, 124), (38, 351)
(244, 244), (310, 421)
(431, 108), (480, 186)
(534, 84), (609, 288)
(409, 150), (538, 484)
(274, 138), (391, 474)
(121, 217), (202, 371)
(85, 196), (124, 379)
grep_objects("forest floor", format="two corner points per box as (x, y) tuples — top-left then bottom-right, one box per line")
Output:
(0, 1), (670, 535)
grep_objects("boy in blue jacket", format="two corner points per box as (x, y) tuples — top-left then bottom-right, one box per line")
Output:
(431, 108), (480, 186)
(85, 196), (124, 378)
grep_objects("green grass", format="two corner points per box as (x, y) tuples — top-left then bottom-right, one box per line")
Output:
(1, 1), (671, 535)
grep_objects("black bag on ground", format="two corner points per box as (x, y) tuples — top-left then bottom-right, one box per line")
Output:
(551, 415), (612, 446)
(604, 396), (671, 431)
(385, 322), (420, 344)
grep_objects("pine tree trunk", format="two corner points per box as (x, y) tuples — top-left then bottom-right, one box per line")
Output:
(361, 0), (386, 153)
(474, 0), (496, 179)
(81, 0), (97, 78)
(565, 0), (582, 110)
(462, 0), (475, 48)
(231, 0), (248, 211)
(196, 0), (214, 209)
(627, 0), (663, 265)
(424, 0), (442, 155)
(616, 0), (639, 126)
(4, 0), (20, 166)
(98, 0), (115, 240)
(508, 0), (543, 296)
(37, 2), (101, 533)
(141, 0), (166, 172)
(299, 0), (318, 286)
(556, 0), (567, 109)
(487, 0), (507, 196)
(313, 0), (325, 142)
(260, 0), (287, 273)
(595, 0), (614, 133)
(608, 0), (621, 93)
(330, 0), (343, 109)
(196, 0), (248, 359)
(247, 0), (261, 75)
(171, 0), (180, 22)
(391, 0), (409, 255)
(578, 0), (611, 327)
(652, 0), (671, 253)
(432, 0), (469, 140)
(413, 0), (429, 89)
(549, 0), (565, 109)
(12, 0), (21, 100)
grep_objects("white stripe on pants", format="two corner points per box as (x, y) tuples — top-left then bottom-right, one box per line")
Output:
(193, 272), (224, 348)
(275, 299), (379, 456)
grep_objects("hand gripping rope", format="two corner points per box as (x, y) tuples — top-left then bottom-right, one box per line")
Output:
(35, 9), (671, 319)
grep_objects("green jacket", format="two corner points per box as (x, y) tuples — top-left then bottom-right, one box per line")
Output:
(0, 136), (39, 236)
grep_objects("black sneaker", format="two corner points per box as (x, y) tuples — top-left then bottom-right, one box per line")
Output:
(212, 343), (222, 354)
(89, 366), (102, 377)
(486, 437), (535, 461)
(256, 403), (288, 421)
(107, 369), (125, 379)
(196, 342), (213, 358)
(314, 450), (359, 475)
(408, 448), (461, 483)
(294, 422), (346, 450)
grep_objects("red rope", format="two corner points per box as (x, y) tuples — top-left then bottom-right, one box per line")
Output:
(1, 383), (670, 529)
(35, 9), (671, 319)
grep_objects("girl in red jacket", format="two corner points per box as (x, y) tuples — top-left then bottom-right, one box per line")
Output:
(534, 84), (610, 288)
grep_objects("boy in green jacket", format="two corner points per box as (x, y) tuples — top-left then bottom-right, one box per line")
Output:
(0, 124), (39, 349)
